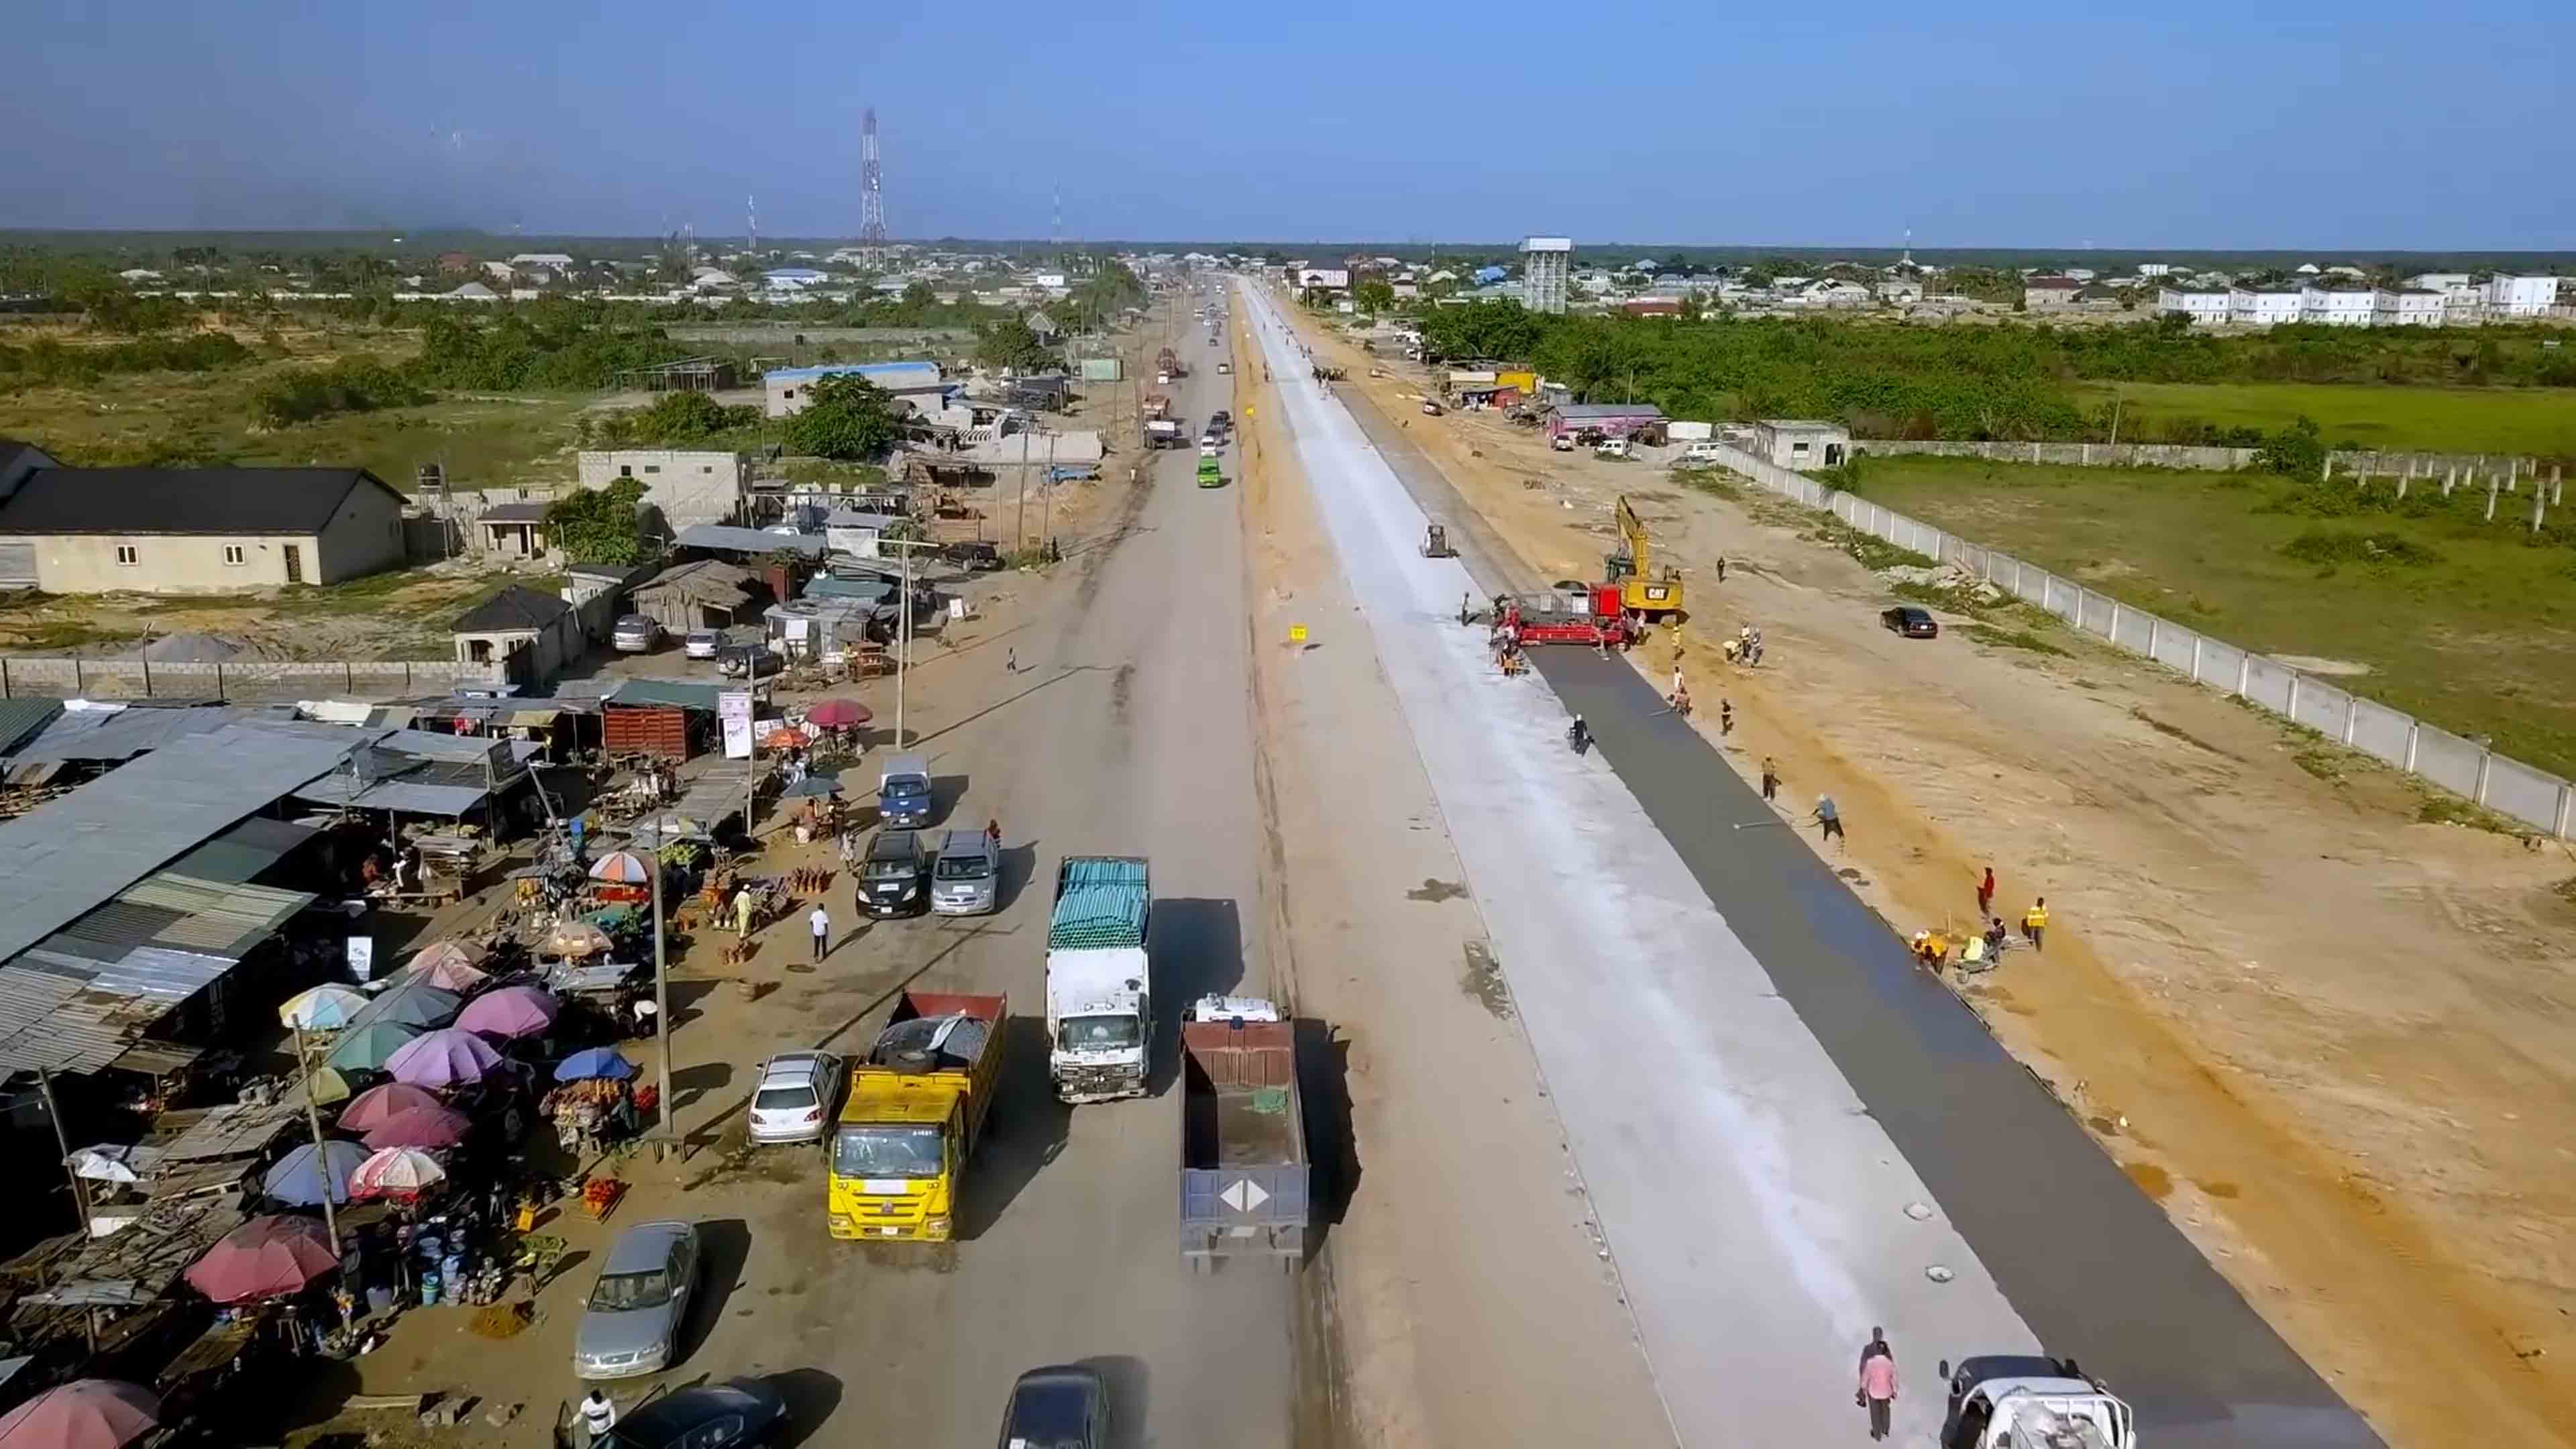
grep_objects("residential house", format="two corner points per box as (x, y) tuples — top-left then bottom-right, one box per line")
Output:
(2373, 289), (2445, 327)
(449, 584), (583, 680)
(1293, 267), (1350, 291)
(2023, 276), (2082, 311)
(2299, 287), (2378, 326)
(0, 451), (406, 594)
(435, 251), (476, 275)
(2136, 262), (2172, 277)
(1546, 402), (1667, 442)
(1621, 299), (1683, 318)
(2227, 288), (2304, 327)
(2406, 272), (2471, 292)
(577, 450), (750, 531)
(1747, 420), (1851, 471)
(2156, 287), (2232, 326)
(1877, 278), (1925, 304)
(763, 362), (949, 419)
(2075, 283), (2127, 311)
(628, 559), (763, 633)
(2485, 275), (2561, 316)
(476, 501), (554, 561)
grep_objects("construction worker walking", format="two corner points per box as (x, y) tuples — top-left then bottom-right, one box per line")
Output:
(2023, 897), (2050, 951)
(1760, 757), (1781, 802)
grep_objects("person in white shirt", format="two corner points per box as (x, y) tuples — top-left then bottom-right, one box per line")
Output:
(808, 904), (831, 962)
(578, 1389), (617, 1446)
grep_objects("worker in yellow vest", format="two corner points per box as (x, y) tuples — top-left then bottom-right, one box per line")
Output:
(2022, 898), (2049, 952)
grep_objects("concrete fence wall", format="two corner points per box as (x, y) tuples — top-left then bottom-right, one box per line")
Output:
(1703, 443), (2573, 839)
(1854, 438), (2563, 476)
(0, 657), (504, 702)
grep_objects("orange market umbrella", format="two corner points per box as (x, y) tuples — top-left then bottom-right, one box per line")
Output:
(586, 851), (652, 885)
(805, 699), (871, 728)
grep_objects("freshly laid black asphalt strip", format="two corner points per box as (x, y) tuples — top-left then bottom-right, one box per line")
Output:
(1326, 384), (2382, 1448)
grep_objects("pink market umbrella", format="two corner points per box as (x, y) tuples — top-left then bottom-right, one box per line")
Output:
(184, 1215), (338, 1304)
(347, 1146), (447, 1201)
(360, 1103), (472, 1152)
(384, 1028), (504, 1088)
(806, 698), (871, 729)
(586, 851), (652, 885)
(404, 940), (491, 992)
(337, 1081), (444, 1134)
(458, 985), (559, 1039)
(0, 1379), (161, 1449)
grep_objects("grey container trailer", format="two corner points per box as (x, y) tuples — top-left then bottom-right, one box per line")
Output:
(1179, 1018), (1310, 1270)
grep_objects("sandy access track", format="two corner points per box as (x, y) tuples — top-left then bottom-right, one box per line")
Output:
(1279, 300), (2576, 1448)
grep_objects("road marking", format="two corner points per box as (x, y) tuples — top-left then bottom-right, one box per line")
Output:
(1220, 1177), (1271, 1214)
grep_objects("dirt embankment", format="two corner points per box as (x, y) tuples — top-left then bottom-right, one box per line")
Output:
(1285, 305), (2576, 1449)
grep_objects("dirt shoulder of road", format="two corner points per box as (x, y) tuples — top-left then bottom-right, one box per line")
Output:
(1229, 305), (1678, 1449)
(1282, 303), (2576, 1447)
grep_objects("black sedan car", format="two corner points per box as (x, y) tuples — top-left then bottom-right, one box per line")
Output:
(1881, 605), (1939, 639)
(599, 1378), (788, 1449)
(995, 1364), (1110, 1449)
(941, 540), (1006, 572)
(857, 829), (932, 918)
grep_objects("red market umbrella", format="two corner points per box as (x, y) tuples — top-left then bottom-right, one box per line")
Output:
(805, 699), (871, 728)
(337, 1082), (444, 1134)
(586, 851), (652, 885)
(384, 1028), (504, 1088)
(347, 1146), (447, 1201)
(0, 1379), (162, 1449)
(458, 985), (559, 1039)
(403, 941), (491, 992)
(360, 1103), (472, 1151)
(184, 1216), (338, 1303)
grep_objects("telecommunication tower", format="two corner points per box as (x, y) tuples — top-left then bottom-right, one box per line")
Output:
(859, 108), (890, 243)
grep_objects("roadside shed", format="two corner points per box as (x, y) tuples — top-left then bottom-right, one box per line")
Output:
(1546, 402), (1668, 442)
(1747, 419), (1851, 470)
(629, 559), (762, 633)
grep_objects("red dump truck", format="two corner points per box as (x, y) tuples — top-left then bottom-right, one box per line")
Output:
(1155, 347), (1186, 384)
(1179, 1004), (1309, 1271)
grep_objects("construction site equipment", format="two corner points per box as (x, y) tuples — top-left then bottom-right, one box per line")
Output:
(1605, 495), (1686, 622)
(1421, 524), (1457, 559)
(1495, 585), (1631, 649)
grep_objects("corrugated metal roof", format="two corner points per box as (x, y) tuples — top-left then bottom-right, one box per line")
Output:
(168, 818), (317, 885)
(154, 1098), (302, 1162)
(0, 699), (64, 756)
(9, 704), (258, 763)
(116, 875), (314, 957)
(601, 678), (734, 712)
(674, 524), (827, 559)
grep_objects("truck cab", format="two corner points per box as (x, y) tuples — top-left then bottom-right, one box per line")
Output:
(877, 751), (935, 829)
(1938, 1356), (2135, 1449)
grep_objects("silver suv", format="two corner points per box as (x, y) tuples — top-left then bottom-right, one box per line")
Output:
(932, 829), (1000, 915)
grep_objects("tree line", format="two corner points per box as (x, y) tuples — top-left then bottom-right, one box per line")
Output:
(1413, 301), (2576, 443)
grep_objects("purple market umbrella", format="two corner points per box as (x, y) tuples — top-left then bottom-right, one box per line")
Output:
(456, 985), (559, 1040)
(384, 1028), (503, 1088)
(360, 1103), (472, 1152)
(262, 1140), (370, 1207)
(0, 1379), (162, 1449)
(184, 1216), (337, 1303)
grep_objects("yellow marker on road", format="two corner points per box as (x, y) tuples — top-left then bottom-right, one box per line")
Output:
(1288, 625), (1308, 644)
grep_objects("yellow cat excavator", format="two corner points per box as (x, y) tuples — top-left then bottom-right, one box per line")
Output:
(1604, 495), (1686, 622)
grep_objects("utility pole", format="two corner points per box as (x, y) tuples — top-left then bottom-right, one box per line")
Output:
(288, 1028), (341, 1255)
(36, 1069), (93, 1247)
(1040, 429), (1059, 556)
(634, 826), (675, 1144)
(878, 537), (936, 749)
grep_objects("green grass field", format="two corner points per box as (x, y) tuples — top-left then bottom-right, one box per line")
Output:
(1842, 455), (2576, 779)
(2075, 381), (2576, 457)
(0, 331), (588, 492)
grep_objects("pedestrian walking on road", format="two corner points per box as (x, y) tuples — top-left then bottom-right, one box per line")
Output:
(578, 1390), (618, 1449)
(809, 904), (832, 963)
(1761, 757), (1781, 802)
(732, 886), (755, 938)
(2023, 898), (2049, 951)
(1716, 553), (1728, 584)
(985, 816), (1003, 849)
(1976, 865), (1996, 916)
(1672, 664), (1686, 698)
(1006, 646), (1018, 674)
(1811, 795), (1844, 847)
(1719, 698), (1734, 737)
(1856, 1329), (1897, 1441)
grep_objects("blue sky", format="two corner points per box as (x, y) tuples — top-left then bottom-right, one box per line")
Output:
(7, 0), (2571, 248)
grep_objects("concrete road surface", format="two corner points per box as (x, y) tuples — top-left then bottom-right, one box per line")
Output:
(1242, 281), (2383, 1448)
(652, 308), (1298, 1446)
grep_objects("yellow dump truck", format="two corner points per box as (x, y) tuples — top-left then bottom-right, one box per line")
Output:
(827, 989), (1007, 1242)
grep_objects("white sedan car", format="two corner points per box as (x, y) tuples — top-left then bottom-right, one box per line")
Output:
(747, 1051), (845, 1145)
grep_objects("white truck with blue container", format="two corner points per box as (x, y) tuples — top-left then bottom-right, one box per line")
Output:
(1046, 856), (1152, 1104)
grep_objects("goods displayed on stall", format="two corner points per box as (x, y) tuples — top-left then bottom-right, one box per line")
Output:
(541, 1077), (639, 1157)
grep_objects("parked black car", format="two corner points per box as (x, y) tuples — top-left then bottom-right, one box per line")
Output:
(598, 1378), (788, 1449)
(717, 645), (786, 678)
(941, 540), (1006, 572)
(994, 1364), (1110, 1449)
(1881, 606), (1939, 639)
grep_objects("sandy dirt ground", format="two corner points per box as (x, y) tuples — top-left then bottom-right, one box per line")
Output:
(1286, 311), (2576, 1448)
(1225, 304), (1680, 1449)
